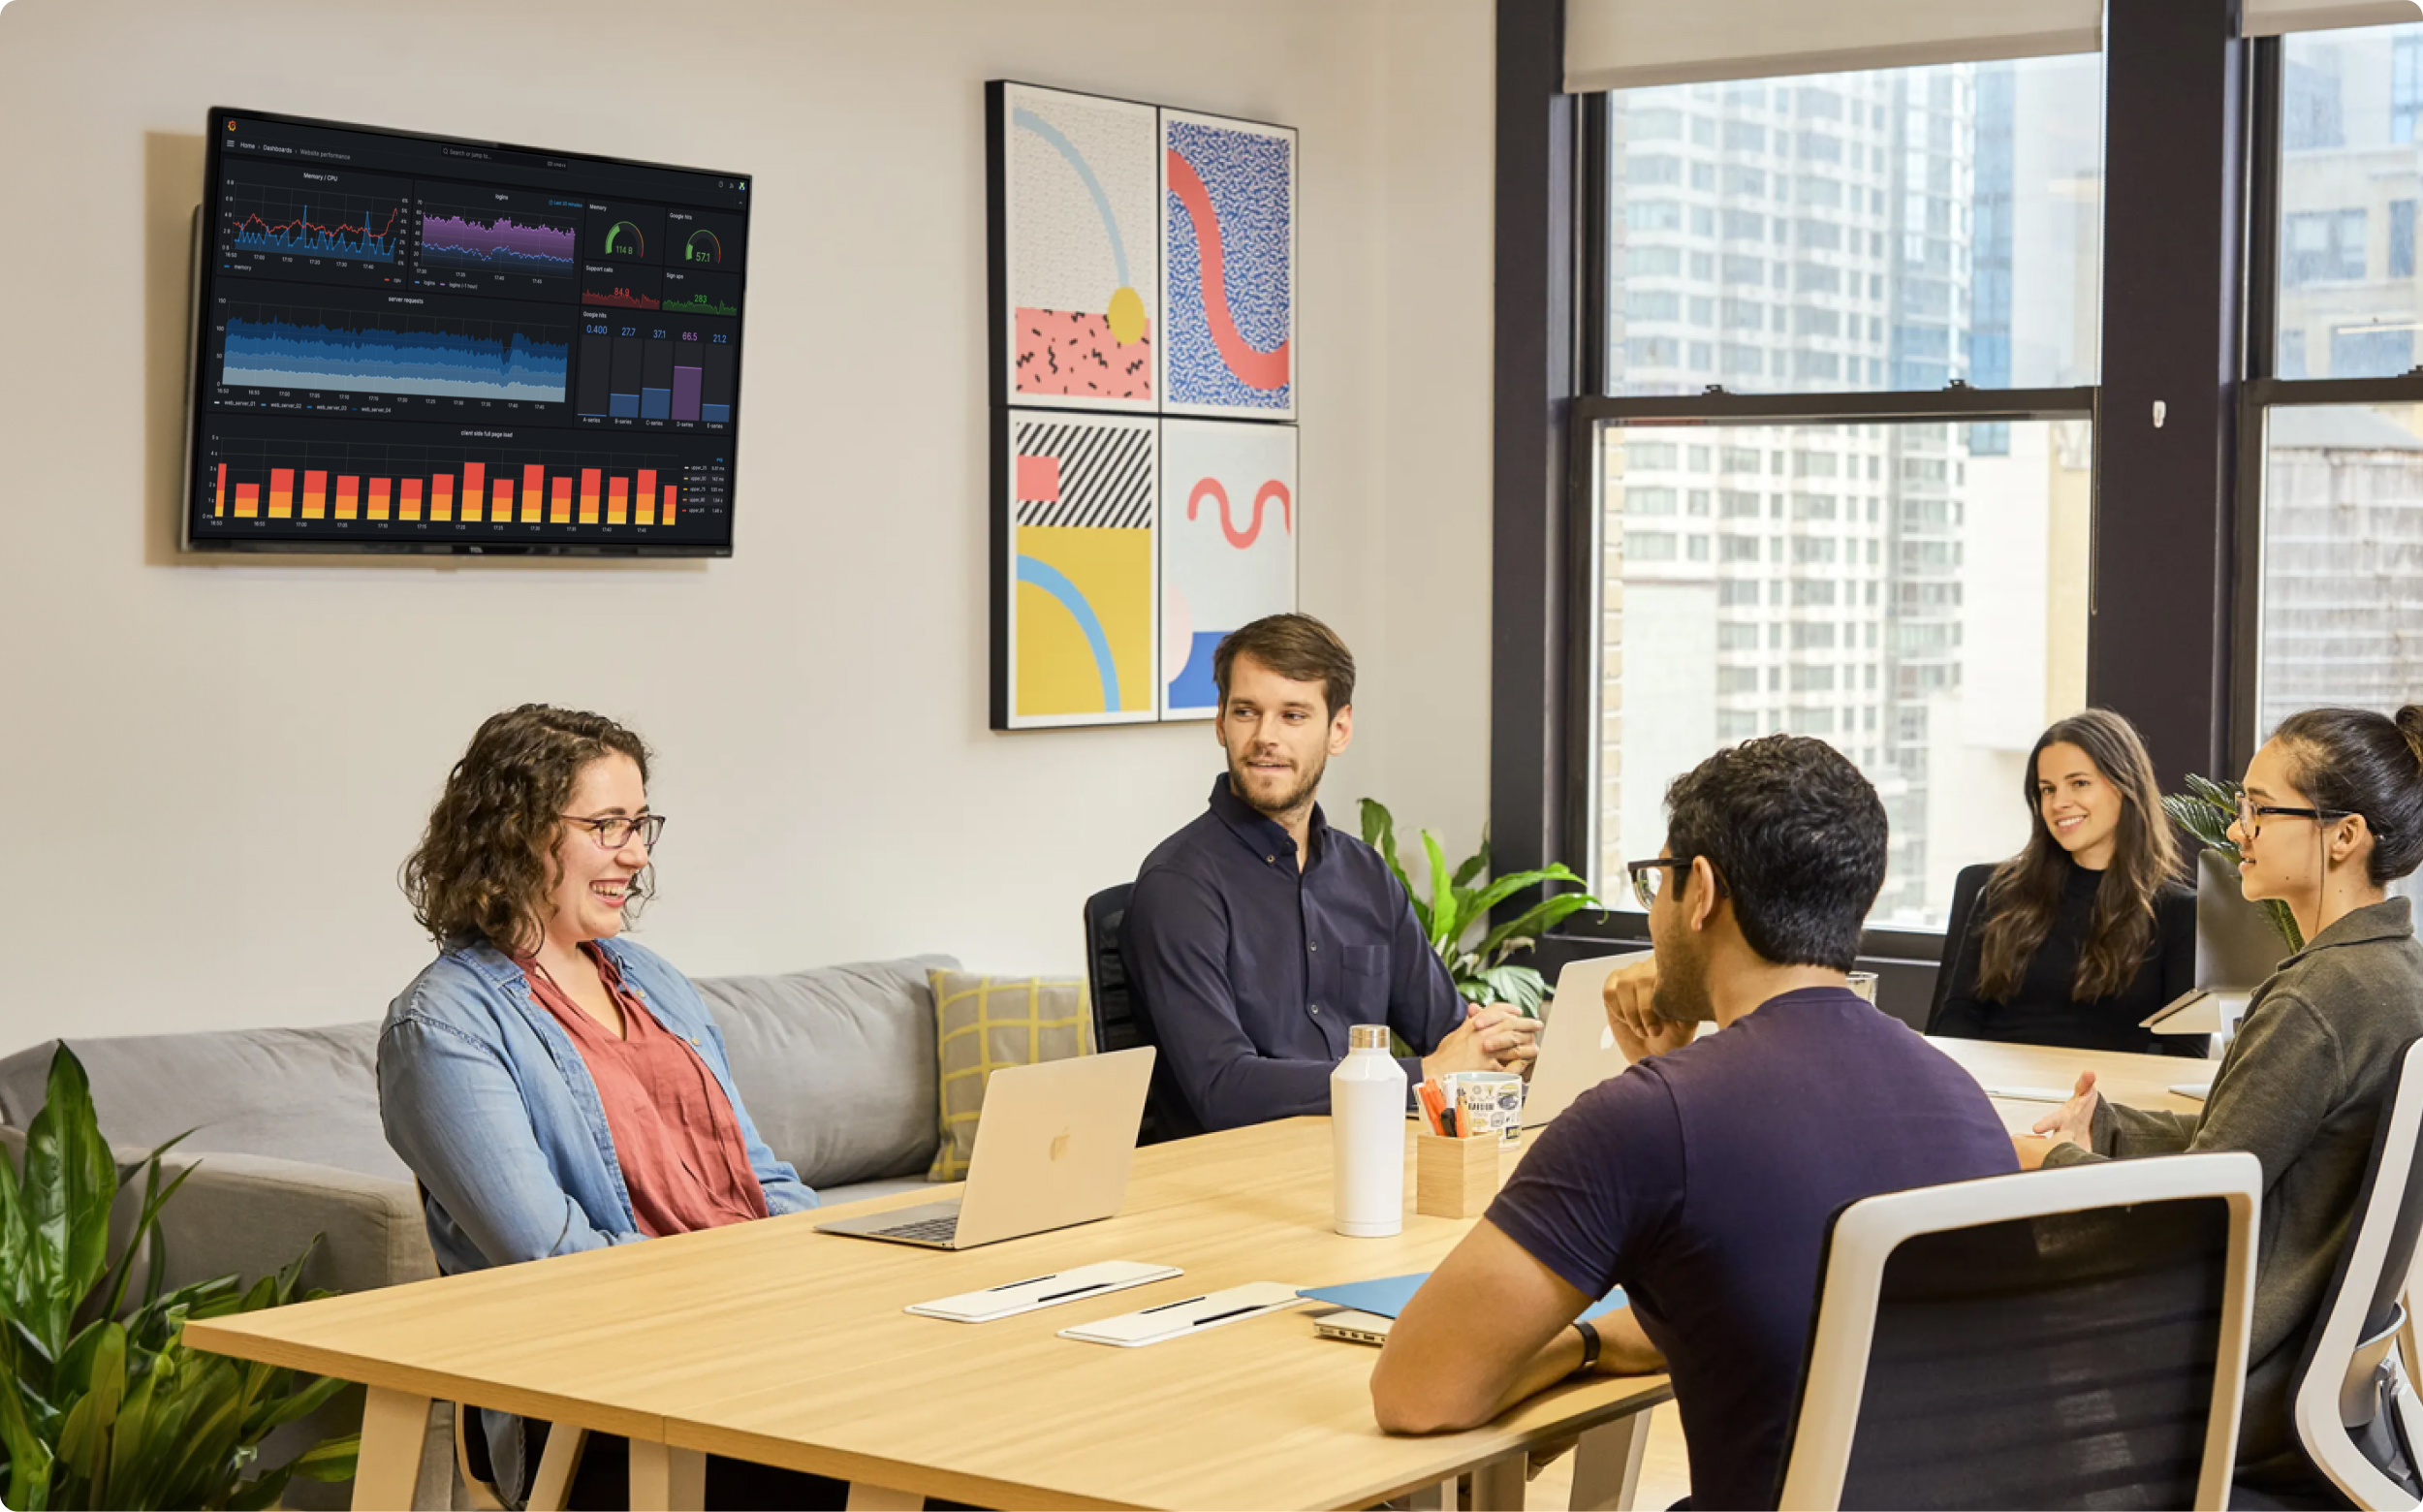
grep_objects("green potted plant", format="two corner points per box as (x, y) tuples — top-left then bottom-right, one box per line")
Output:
(2163, 772), (2304, 953)
(1360, 799), (1607, 1018)
(0, 1047), (359, 1510)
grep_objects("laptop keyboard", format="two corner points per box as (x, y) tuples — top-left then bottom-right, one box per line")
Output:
(873, 1215), (960, 1244)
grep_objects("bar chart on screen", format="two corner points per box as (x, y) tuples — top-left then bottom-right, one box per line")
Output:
(574, 323), (735, 425)
(201, 431), (724, 534)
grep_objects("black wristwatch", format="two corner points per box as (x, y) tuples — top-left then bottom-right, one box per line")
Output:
(1569, 1318), (1602, 1379)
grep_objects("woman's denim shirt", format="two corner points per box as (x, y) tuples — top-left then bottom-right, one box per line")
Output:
(378, 934), (818, 1278)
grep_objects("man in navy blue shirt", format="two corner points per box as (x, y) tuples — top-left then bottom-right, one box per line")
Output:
(1121, 614), (1539, 1135)
(1371, 736), (2017, 1510)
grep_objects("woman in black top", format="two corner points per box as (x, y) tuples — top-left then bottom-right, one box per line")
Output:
(1932, 709), (2206, 1055)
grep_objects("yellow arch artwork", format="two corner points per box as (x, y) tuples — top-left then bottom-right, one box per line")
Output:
(1016, 525), (1153, 717)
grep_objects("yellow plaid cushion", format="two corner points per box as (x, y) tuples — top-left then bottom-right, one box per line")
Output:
(927, 972), (1093, 1181)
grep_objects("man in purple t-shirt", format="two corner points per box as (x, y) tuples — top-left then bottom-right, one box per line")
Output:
(1371, 736), (2016, 1510)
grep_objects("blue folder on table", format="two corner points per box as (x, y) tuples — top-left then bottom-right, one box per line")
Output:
(1298, 1272), (1626, 1320)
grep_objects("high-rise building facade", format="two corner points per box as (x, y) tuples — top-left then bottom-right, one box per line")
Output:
(1594, 57), (2099, 928)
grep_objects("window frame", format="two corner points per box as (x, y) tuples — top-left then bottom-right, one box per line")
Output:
(2233, 32), (2423, 772)
(1558, 84), (2099, 956)
(1499, 7), (2250, 992)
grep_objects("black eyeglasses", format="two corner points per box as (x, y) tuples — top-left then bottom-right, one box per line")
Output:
(2234, 795), (2386, 843)
(1626, 856), (1720, 910)
(561, 813), (667, 850)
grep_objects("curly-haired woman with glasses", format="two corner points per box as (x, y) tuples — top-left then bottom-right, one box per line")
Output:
(2020, 705), (2423, 1497)
(382, 705), (832, 1508)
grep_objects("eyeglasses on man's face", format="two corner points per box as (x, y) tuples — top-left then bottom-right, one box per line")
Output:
(1626, 857), (1691, 911)
(561, 813), (667, 850)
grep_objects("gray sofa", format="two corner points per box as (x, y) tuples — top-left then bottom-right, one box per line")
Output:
(0, 953), (957, 1509)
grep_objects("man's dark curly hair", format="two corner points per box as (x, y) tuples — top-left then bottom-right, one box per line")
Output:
(1663, 735), (1887, 970)
(403, 705), (653, 954)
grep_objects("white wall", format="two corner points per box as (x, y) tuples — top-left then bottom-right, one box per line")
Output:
(0, 0), (1496, 1042)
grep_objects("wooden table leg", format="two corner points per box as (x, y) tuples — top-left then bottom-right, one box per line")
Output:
(525, 1425), (588, 1512)
(1471, 1451), (1528, 1512)
(1406, 1477), (1459, 1510)
(1568, 1409), (1654, 1512)
(352, 1386), (433, 1512)
(844, 1484), (926, 1510)
(628, 1440), (707, 1512)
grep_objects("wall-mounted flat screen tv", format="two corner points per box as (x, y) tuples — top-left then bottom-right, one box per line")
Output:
(184, 108), (749, 555)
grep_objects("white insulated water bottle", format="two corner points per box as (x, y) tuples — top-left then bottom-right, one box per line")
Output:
(1332, 1024), (1407, 1237)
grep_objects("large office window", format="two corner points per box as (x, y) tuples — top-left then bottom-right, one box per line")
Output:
(2276, 24), (2423, 379)
(1587, 55), (2103, 931)
(1606, 56), (2104, 399)
(2249, 21), (2423, 772)
(2256, 404), (2423, 733)
(1596, 418), (2091, 928)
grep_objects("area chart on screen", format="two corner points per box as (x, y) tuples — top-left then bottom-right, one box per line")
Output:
(417, 208), (578, 275)
(217, 297), (571, 403)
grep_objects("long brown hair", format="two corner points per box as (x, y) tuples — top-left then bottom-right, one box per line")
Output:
(1975, 709), (2183, 1002)
(402, 705), (653, 953)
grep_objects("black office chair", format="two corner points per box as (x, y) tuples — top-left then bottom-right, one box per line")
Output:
(1777, 1153), (2261, 1510)
(1924, 862), (1995, 1035)
(1083, 884), (1184, 1145)
(2288, 1037), (2423, 1508)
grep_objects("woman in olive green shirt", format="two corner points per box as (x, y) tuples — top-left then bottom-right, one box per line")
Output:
(2021, 705), (2423, 1494)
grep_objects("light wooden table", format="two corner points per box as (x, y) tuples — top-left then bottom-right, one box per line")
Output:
(183, 1035), (2208, 1512)
(187, 1117), (1671, 1512)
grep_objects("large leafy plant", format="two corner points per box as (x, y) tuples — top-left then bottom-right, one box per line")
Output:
(2163, 772), (2305, 953)
(1361, 799), (1605, 1017)
(0, 1047), (358, 1510)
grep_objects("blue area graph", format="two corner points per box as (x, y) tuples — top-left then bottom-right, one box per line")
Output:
(222, 315), (568, 402)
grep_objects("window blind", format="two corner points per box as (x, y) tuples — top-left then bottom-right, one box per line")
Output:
(2242, 0), (2419, 37)
(1563, 0), (2103, 94)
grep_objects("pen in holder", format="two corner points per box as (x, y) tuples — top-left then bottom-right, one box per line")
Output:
(1416, 1132), (1500, 1219)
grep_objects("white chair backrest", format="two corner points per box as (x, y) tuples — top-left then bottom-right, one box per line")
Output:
(2293, 1037), (2423, 1510)
(1778, 1151), (2261, 1512)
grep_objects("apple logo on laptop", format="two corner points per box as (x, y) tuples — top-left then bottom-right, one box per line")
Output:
(1050, 1129), (1072, 1162)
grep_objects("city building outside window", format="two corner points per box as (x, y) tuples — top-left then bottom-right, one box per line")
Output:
(1592, 53), (2101, 930)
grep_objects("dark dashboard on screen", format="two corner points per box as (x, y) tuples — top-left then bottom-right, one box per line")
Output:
(184, 108), (750, 555)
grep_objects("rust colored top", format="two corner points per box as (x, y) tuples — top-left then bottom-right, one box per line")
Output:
(521, 943), (769, 1237)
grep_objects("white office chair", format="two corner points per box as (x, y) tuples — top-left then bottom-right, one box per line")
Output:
(1778, 1152), (2261, 1511)
(2291, 1038), (2423, 1510)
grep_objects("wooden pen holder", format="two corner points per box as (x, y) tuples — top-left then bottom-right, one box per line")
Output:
(1416, 1132), (1501, 1219)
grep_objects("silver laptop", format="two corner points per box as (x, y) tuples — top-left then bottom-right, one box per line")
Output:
(816, 1046), (1155, 1250)
(1522, 952), (1654, 1128)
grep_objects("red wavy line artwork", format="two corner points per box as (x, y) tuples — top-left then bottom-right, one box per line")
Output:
(1166, 148), (1291, 392)
(1189, 478), (1293, 548)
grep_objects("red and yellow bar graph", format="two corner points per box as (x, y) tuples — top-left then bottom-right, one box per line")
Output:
(216, 459), (686, 530)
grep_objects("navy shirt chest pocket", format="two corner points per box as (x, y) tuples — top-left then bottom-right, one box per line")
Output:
(1334, 943), (1391, 1019)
